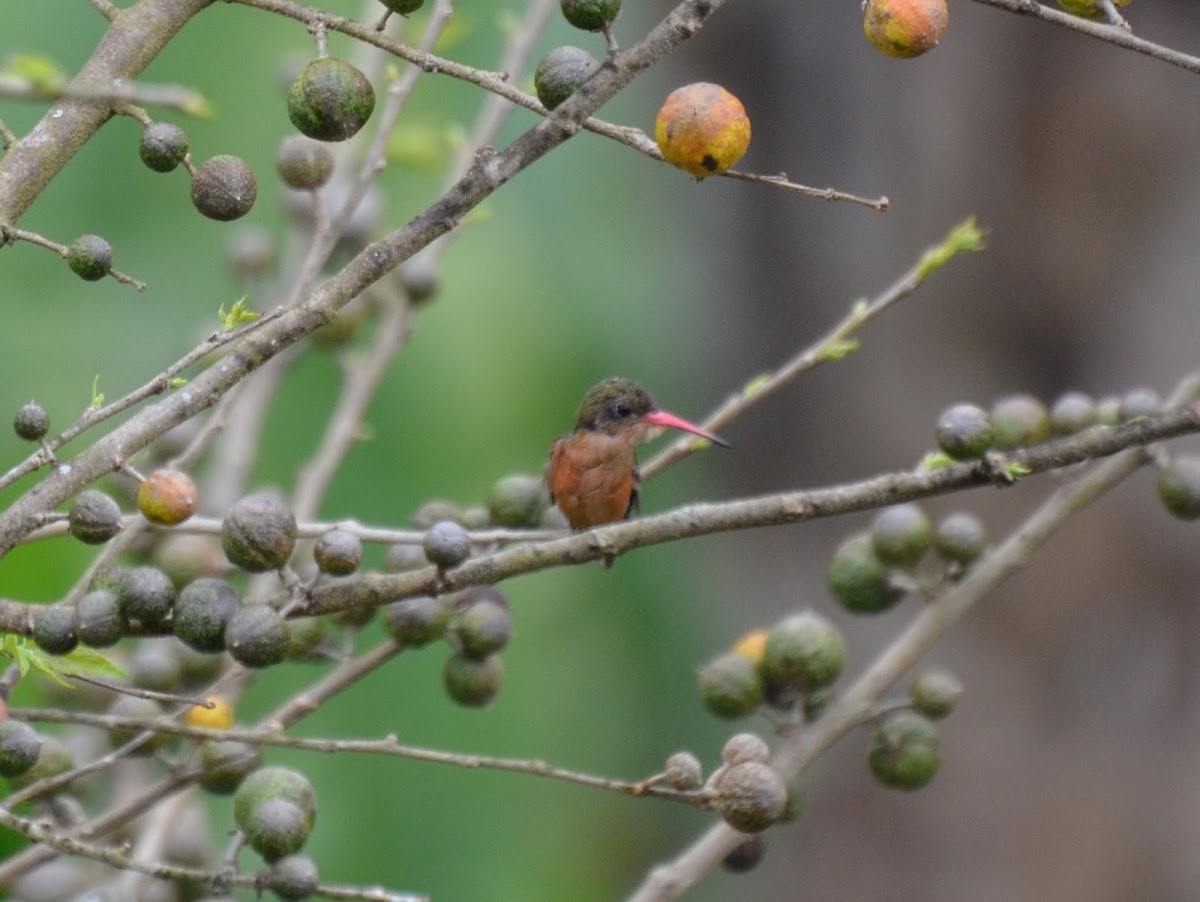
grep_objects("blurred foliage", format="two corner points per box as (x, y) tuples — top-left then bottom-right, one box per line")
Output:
(0, 1), (747, 899)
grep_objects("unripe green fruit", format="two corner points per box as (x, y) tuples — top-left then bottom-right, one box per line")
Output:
(129, 639), (183, 691)
(451, 591), (512, 659)
(534, 46), (600, 110)
(287, 58), (376, 143)
(7, 735), (74, 791)
(383, 595), (451, 648)
(234, 766), (317, 833)
(139, 122), (189, 172)
(198, 739), (263, 795)
(269, 854), (320, 900)
(443, 652), (505, 707)
(713, 761), (788, 833)
(1057, 0), (1131, 19)
(313, 528), (362, 576)
(191, 155), (257, 221)
(1050, 390), (1097, 434)
(222, 493), (298, 572)
(697, 652), (763, 720)
(174, 577), (242, 652)
(828, 533), (902, 614)
(560, 0), (621, 31)
(275, 135), (334, 190)
(286, 616), (333, 662)
(423, 520), (472, 570)
(69, 489), (122, 544)
(13, 402), (49, 441)
(76, 589), (126, 647)
(990, 393), (1050, 450)
(66, 234), (113, 281)
(225, 605), (288, 668)
(868, 710), (940, 789)
(118, 565), (176, 625)
(137, 468), (199, 526)
(0, 720), (41, 778)
(487, 473), (550, 527)
(722, 835), (766, 873)
(1158, 457), (1200, 521)
(380, 0), (424, 13)
(933, 511), (987, 565)
(870, 502), (932, 567)
(935, 402), (993, 460)
(244, 798), (312, 862)
(910, 668), (964, 719)
(33, 603), (78, 655)
(761, 611), (846, 695)
(1120, 387), (1161, 422)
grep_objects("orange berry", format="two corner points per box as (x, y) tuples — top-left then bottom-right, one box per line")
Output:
(732, 629), (768, 665)
(654, 82), (750, 179)
(138, 469), (199, 526)
(863, 0), (948, 59)
(185, 696), (235, 731)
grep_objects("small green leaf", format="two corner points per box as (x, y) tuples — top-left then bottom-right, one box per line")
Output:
(916, 216), (987, 281)
(60, 645), (127, 680)
(818, 338), (860, 362)
(168, 377), (189, 389)
(0, 634), (125, 686)
(1000, 461), (1031, 483)
(218, 296), (258, 330)
(91, 374), (105, 408)
(919, 451), (958, 471)
(5, 53), (67, 94)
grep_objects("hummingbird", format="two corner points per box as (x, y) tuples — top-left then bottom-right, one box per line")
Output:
(547, 377), (730, 530)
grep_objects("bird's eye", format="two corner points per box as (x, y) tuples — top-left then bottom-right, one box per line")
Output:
(614, 404), (632, 418)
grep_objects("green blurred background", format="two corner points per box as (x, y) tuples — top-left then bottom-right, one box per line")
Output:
(6, 1), (1200, 901)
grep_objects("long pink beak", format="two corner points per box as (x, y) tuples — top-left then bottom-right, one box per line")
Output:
(642, 409), (731, 448)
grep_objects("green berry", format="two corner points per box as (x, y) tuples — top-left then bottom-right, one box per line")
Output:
(721, 732), (770, 766)
(722, 835), (766, 873)
(534, 46), (600, 110)
(68, 489), (122, 544)
(867, 710), (940, 790)
(117, 565), (176, 625)
(66, 234), (113, 281)
(0, 720), (42, 778)
(450, 589), (512, 658)
(910, 669), (964, 719)
(222, 493), (298, 572)
(410, 499), (463, 530)
(139, 122), (189, 172)
(934, 403), (993, 460)
(13, 402), (49, 441)
(244, 798), (312, 862)
(234, 766), (317, 833)
(76, 589), (126, 647)
(7, 735), (74, 791)
(933, 512), (986, 565)
(828, 532), (901, 614)
(275, 135), (334, 190)
(399, 256), (440, 304)
(1120, 387), (1160, 422)
(697, 652), (763, 720)
(129, 638), (183, 691)
(174, 577), (242, 652)
(990, 394), (1050, 450)
(224, 605), (288, 668)
(422, 520), (472, 570)
(287, 58), (376, 143)
(269, 854), (320, 900)
(191, 155), (258, 221)
(286, 616), (333, 662)
(713, 761), (788, 833)
(443, 652), (505, 707)
(1158, 457), (1200, 521)
(380, 0), (425, 13)
(313, 528), (362, 576)
(870, 503), (932, 567)
(32, 603), (78, 655)
(761, 611), (846, 694)
(486, 473), (550, 527)
(560, 0), (621, 31)
(384, 543), (427, 573)
(198, 739), (263, 795)
(1095, 395), (1122, 426)
(1050, 390), (1097, 434)
(382, 595), (451, 648)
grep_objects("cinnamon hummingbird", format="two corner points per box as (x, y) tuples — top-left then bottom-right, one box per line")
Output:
(547, 377), (730, 530)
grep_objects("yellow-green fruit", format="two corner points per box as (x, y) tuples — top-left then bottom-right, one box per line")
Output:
(1057, 0), (1130, 18)
(863, 0), (948, 59)
(654, 83), (751, 178)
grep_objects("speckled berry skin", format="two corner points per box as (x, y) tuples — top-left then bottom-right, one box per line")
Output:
(655, 83), (751, 178)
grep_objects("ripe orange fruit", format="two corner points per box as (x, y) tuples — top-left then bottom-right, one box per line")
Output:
(863, 0), (948, 59)
(654, 83), (751, 179)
